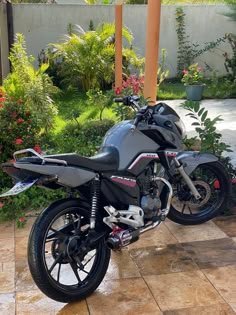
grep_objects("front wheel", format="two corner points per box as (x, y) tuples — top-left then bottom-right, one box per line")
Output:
(167, 161), (231, 225)
(28, 199), (111, 303)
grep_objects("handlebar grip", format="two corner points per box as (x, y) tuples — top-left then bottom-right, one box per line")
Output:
(113, 98), (124, 103)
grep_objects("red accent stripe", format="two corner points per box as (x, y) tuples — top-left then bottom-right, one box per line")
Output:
(111, 177), (136, 187)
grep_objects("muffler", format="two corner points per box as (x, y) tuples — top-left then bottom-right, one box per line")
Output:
(106, 229), (140, 250)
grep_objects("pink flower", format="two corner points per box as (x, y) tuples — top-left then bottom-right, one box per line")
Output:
(183, 69), (188, 75)
(34, 145), (42, 154)
(16, 118), (24, 124)
(115, 87), (121, 95)
(0, 203), (4, 208)
(19, 217), (25, 223)
(15, 139), (23, 145)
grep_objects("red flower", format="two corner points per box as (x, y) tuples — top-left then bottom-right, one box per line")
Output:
(17, 99), (23, 104)
(0, 97), (6, 102)
(16, 118), (24, 124)
(25, 111), (31, 116)
(0, 203), (4, 208)
(19, 217), (25, 223)
(15, 139), (23, 145)
(34, 145), (42, 154)
(10, 159), (16, 163)
(183, 69), (188, 75)
(115, 87), (121, 95)
(11, 112), (17, 118)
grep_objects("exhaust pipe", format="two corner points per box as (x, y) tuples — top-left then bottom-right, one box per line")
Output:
(106, 229), (140, 250)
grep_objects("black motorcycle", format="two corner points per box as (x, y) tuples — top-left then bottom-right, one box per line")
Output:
(0, 96), (231, 303)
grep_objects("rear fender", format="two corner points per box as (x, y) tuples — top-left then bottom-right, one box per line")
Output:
(172, 151), (218, 175)
(13, 162), (96, 188)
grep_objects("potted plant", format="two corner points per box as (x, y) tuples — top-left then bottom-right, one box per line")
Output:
(181, 63), (205, 101)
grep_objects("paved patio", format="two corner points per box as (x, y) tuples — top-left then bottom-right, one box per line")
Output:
(1, 214), (236, 315)
(0, 98), (236, 314)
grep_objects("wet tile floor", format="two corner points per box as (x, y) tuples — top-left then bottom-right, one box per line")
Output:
(1, 215), (236, 315)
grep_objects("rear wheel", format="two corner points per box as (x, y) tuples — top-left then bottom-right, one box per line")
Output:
(28, 199), (111, 303)
(167, 161), (231, 225)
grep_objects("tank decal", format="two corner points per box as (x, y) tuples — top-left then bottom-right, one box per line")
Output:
(111, 176), (137, 187)
(128, 153), (159, 170)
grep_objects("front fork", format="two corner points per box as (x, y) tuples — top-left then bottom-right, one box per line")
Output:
(173, 157), (201, 200)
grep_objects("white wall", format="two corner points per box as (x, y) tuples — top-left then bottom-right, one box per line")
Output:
(12, 4), (236, 77)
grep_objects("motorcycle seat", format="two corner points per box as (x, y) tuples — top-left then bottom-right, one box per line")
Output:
(18, 146), (119, 172)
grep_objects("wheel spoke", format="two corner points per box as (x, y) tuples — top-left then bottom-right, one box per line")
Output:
(84, 252), (96, 267)
(188, 206), (193, 214)
(181, 203), (186, 214)
(70, 261), (82, 283)
(57, 263), (61, 282)
(48, 228), (65, 238)
(45, 238), (59, 243)
(49, 253), (63, 274)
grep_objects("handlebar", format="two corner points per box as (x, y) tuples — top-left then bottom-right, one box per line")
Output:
(113, 95), (151, 130)
(113, 95), (141, 106)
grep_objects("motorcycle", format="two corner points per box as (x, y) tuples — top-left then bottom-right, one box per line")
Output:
(0, 95), (231, 303)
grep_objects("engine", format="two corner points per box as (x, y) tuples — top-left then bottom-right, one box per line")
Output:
(139, 166), (162, 219)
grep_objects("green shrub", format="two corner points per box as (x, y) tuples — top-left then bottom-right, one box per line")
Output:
(53, 119), (115, 156)
(2, 33), (58, 132)
(51, 23), (144, 91)
(180, 100), (232, 156)
(0, 186), (66, 226)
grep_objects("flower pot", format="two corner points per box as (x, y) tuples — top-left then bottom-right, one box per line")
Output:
(185, 85), (204, 101)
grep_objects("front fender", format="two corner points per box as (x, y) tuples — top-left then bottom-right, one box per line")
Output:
(173, 151), (218, 175)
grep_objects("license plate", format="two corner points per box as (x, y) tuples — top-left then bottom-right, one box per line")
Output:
(0, 179), (38, 197)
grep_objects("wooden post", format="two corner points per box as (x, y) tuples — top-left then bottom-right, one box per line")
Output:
(115, 0), (123, 91)
(144, 0), (162, 104)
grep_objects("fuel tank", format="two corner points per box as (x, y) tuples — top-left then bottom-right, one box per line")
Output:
(100, 121), (159, 170)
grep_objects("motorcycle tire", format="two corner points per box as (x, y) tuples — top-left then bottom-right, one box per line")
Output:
(28, 198), (111, 303)
(167, 161), (232, 225)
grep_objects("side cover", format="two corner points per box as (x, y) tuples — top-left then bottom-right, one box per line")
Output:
(13, 162), (96, 188)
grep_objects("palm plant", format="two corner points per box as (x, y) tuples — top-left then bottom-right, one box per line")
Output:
(51, 23), (144, 91)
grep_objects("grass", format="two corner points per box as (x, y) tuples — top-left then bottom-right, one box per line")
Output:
(53, 90), (116, 133)
(158, 79), (236, 99)
(52, 79), (235, 132)
(162, 0), (233, 4)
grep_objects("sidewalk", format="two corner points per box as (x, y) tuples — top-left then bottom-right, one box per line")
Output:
(1, 214), (236, 314)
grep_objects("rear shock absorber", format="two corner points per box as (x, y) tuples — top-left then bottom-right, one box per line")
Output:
(90, 174), (100, 230)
